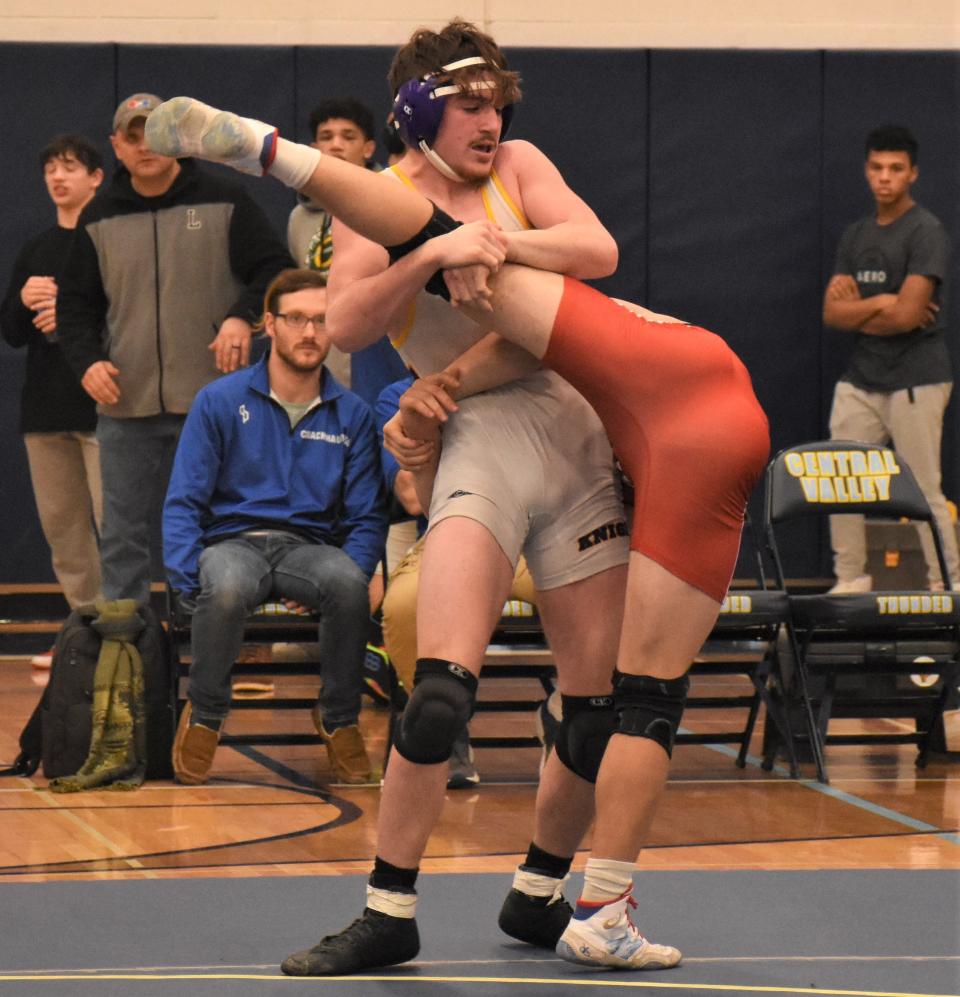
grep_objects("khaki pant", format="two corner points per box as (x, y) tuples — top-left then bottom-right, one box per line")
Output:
(829, 380), (960, 587)
(24, 431), (103, 608)
(382, 536), (537, 690)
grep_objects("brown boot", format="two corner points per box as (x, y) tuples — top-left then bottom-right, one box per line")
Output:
(172, 702), (220, 785)
(313, 707), (374, 784)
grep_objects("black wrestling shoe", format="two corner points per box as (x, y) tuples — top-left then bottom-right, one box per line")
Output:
(280, 907), (420, 976)
(498, 887), (574, 949)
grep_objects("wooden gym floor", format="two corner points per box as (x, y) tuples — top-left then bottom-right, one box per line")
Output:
(1, 658), (957, 883)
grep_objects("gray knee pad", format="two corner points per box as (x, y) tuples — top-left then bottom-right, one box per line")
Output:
(394, 658), (478, 764)
(385, 204), (462, 300)
(553, 694), (616, 783)
(613, 670), (690, 758)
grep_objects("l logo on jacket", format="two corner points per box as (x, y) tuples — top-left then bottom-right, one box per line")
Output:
(239, 404), (250, 424)
(186, 208), (202, 230)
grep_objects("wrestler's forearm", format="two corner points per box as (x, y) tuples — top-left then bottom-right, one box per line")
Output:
(445, 333), (541, 400)
(505, 223), (618, 280)
(455, 264), (563, 362)
(389, 413), (439, 510)
(410, 455), (439, 513)
(326, 246), (446, 352)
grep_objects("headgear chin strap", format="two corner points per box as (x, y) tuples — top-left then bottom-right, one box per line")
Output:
(392, 55), (514, 183)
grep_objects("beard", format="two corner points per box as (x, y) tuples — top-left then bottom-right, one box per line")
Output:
(274, 340), (325, 373)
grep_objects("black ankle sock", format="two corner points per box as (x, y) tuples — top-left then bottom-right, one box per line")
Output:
(370, 855), (418, 893)
(522, 843), (572, 880)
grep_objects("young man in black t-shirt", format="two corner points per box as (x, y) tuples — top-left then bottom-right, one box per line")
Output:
(823, 124), (958, 592)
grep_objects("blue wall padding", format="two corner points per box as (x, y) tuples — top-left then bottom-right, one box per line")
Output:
(0, 43), (116, 581)
(510, 47), (649, 303)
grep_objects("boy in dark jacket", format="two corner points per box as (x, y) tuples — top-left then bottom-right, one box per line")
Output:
(1, 134), (105, 651)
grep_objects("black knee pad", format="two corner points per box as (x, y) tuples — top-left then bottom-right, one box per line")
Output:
(613, 670), (690, 758)
(394, 657), (477, 764)
(385, 203), (462, 300)
(553, 694), (616, 783)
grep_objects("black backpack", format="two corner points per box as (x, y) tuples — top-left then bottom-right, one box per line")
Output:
(2, 603), (175, 781)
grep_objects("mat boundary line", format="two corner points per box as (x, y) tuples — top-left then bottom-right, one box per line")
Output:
(0, 972), (956, 997)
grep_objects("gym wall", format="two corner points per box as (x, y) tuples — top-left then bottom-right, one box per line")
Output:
(0, 0), (951, 48)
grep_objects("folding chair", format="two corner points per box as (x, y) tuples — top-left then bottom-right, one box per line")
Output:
(764, 440), (960, 783)
(682, 514), (800, 775)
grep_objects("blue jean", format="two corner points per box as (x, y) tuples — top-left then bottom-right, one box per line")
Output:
(97, 414), (184, 605)
(188, 531), (369, 727)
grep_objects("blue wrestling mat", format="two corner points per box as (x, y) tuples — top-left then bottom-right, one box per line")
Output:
(0, 870), (957, 996)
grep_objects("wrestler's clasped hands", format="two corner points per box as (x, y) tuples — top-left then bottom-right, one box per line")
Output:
(384, 368), (463, 470)
(434, 220), (507, 312)
(383, 411), (435, 470)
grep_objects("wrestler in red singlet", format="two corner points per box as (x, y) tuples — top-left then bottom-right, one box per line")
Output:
(544, 277), (770, 602)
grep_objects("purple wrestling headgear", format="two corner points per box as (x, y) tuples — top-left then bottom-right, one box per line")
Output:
(392, 55), (514, 180)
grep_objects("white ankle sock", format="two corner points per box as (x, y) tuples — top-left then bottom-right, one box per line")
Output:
(580, 857), (634, 903)
(512, 866), (567, 900)
(366, 884), (417, 919)
(268, 138), (321, 191)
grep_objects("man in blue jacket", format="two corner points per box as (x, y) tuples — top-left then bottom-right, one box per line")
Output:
(163, 268), (388, 785)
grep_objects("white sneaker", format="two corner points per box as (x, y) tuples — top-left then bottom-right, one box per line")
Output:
(556, 890), (681, 970)
(827, 574), (872, 595)
(144, 97), (277, 175)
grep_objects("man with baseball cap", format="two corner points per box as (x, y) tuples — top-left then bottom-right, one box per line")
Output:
(112, 92), (164, 133)
(58, 93), (292, 607)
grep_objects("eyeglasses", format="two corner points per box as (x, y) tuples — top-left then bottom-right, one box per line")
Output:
(274, 312), (326, 331)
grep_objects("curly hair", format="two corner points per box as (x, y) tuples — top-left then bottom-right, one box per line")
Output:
(387, 18), (522, 109)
